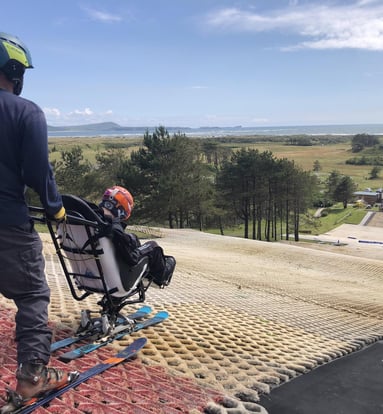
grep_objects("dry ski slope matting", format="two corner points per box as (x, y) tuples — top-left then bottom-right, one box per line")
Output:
(2, 227), (383, 413)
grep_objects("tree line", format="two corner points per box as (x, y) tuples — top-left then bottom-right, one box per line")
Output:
(27, 127), (358, 241)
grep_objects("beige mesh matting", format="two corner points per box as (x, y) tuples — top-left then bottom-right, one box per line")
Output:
(2, 226), (383, 413)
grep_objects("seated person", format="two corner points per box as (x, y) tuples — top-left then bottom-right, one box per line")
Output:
(99, 186), (176, 288)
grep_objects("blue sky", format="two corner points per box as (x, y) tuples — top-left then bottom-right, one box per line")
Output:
(2, 0), (383, 127)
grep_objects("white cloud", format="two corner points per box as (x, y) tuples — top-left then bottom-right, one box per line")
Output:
(205, 1), (383, 51)
(45, 107), (118, 125)
(82, 7), (122, 23)
(71, 108), (94, 116)
(357, 0), (380, 5)
(43, 107), (61, 118)
(250, 117), (270, 124)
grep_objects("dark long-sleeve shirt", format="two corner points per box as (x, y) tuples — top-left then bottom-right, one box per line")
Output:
(0, 89), (62, 225)
(106, 218), (142, 266)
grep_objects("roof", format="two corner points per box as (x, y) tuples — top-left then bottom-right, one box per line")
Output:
(354, 191), (379, 196)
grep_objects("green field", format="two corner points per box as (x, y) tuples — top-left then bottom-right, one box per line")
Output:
(47, 134), (381, 237)
(49, 136), (141, 164)
(212, 138), (378, 190)
(48, 135), (380, 190)
(246, 142), (375, 189)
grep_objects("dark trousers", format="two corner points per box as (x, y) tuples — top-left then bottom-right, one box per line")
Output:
(137, 241), (166, 277)
(0, 222), (51, 365)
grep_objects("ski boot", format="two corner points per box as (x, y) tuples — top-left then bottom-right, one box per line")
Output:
(153, 256), (176, 288)
(1, 362), (79, 413)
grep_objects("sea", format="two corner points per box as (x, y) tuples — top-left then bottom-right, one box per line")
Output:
(47, 123), (383, 138)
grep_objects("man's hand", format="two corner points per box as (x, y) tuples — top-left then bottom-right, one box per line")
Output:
(54, 206), (66, 223)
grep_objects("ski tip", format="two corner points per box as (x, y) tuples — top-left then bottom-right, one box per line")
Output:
(59, 354), (75, 363)
(155, 311), (169, 319)
(116, 337), (147, 359)
(131, 336), (147, 350)
(59, 349), (85, 363)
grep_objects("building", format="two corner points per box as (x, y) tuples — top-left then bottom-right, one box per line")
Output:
(353, 189), (382, 206)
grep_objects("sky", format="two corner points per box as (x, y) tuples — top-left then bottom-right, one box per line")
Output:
(2, 0), (383, 128)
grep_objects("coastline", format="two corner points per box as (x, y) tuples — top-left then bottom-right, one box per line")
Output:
(47, 123), (383, 138)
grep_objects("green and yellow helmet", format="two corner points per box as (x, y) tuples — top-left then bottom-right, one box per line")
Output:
(0, 32), (33, 95)
(0, 32), (33, 68)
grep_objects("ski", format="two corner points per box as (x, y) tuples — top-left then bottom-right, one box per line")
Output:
(51, 305), (152, 352)
(2, 337), (147, 414)
(59, 310), (168, 362)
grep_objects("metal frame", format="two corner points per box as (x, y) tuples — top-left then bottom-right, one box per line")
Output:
(29, 199), (152, 328)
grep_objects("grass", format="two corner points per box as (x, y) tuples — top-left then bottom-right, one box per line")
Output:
(238, 141), (377, 190)
(35, 223), (48, 233)
(35, 204), (373, 241)
(47, 136), (379, 189)
(49, 136), (142, 164)
(304, 205), (369, 235)
(44, 135), (382, 239)
(205, 203), (371, 240)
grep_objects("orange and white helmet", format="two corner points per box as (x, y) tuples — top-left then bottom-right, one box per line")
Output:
(100, 186), (134, 221)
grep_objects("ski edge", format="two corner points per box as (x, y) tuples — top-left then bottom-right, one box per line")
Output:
(12, 337), (147, 414)
(50, 305), (152, 352)
(59, 310), (168, 362)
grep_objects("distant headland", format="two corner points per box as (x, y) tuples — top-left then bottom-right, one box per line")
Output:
(47, 122), (383, 138)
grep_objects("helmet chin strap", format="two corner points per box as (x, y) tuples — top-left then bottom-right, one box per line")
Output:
(12, 76), (23, 95)
(1, 60), (25, 95)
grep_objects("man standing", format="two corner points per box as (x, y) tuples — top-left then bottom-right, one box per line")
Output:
(0, 32), (77, 409)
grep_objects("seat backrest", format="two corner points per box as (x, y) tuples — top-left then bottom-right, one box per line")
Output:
(57, 195), (148, 298)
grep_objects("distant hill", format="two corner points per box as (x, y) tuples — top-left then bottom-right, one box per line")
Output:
(48, 122), (128, 132)
(48, 122), (382, 138)
(47, 122), (203, 136)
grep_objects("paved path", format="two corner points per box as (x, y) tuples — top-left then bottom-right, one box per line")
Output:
(366, 210), (383, 227)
